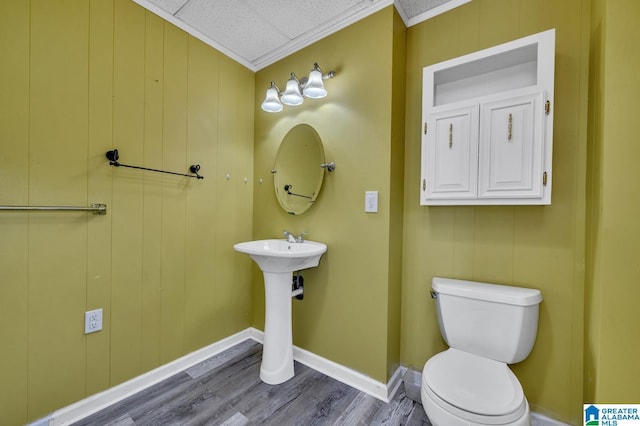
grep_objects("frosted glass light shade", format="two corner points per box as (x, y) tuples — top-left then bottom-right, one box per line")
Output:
(280, 75), (303, 106)
(261, 86), (283, 113)
(302, 69), (327, 99)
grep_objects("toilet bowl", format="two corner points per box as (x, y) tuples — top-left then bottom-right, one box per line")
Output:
(421, 349), (530, 425)
(421, 278), (542, 426)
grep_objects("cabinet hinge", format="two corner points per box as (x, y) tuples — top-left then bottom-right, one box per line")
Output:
(424, 122), (428, 135)
(545, 100), (550, 115)
(422, 179), (426, 191)
(543, 171), (548, 186)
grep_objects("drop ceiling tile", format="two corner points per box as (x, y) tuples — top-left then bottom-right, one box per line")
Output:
(398, 0), (472, 26)
(242, 0), (368, 39)
(147, 0), (189, 15)
(177, 0), (290, 63)
(135, 0), (465, 70)
(395, 0), (452, 18)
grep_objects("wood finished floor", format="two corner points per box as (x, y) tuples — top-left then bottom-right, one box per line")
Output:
(72, 340), (431, 426)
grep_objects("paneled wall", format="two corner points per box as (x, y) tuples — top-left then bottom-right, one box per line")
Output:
(0, 1), (254, 424)
(401, 1), (590, 424)
(253, 7), (405, 383)
(586, 0), (640, 403)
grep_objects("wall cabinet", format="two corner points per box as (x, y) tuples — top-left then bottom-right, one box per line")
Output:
(421, 29), (555, 205)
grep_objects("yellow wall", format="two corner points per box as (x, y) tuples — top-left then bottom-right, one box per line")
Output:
(3, 0), (639, 424)
(586, 0), (640, 403)
(252, 7), (405, 382)
(585, 0), (605, 403)
(387, 10), (407, 378)
(0, 0), (254, 424)
(401, 0), (590, 423)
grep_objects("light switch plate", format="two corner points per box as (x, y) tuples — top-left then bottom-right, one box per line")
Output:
(365, 191), (378, 213)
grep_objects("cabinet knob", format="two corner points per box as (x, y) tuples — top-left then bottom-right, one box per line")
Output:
(449, 123), (453, 148)
(508, 113), (513, 141)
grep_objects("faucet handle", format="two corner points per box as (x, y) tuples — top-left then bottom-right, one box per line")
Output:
(296, 232), (309, 243)
(283, 230), (297, 243)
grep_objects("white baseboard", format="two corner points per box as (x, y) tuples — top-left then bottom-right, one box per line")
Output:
(36, 328), (397, 425)
(41, 329), (252, 426)
(531, 412), (571, 426)
(32, 327), (568, 426)
(249, 327), (401, 402)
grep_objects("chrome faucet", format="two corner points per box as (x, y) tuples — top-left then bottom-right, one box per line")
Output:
(283, 230), (308, 243)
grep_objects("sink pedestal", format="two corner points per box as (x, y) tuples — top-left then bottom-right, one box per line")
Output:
(260, 271), (295, 384)
(233, 239), (327, 385)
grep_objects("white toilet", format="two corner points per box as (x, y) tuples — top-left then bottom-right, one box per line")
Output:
(421, 277), (542, 426)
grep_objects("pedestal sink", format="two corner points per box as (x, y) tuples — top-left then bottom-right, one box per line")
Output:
(233, 239), (327, 384)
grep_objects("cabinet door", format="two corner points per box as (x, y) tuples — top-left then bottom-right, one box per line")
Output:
(478, 92), (545, 199)
(422, 105), (479, 203)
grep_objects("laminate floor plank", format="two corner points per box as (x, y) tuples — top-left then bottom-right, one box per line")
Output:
(405, 402), (432, 426)
(333, 392), (385, 425)
(103, 414), (135, 426)
(226, 365), (320, 424)
(261, 372), (361, 426)
(131, 351), (264, 426)
(186, 340), (260, 379)
(71, 340), (431, 426)
(73, 373), (193, 426)
(175, 360), (316, 426)
(368, 391), (415, 425)
(218, 412), (250, 426)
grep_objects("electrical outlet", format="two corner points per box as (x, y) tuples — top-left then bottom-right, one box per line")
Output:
(84, 308), (103, 334)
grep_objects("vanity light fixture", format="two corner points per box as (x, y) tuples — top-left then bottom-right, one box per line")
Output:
(261, 63), (336, 113)
(261, 82), (284, 113)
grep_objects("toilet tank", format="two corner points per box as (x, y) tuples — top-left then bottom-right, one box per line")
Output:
(432, 277), (542, 364)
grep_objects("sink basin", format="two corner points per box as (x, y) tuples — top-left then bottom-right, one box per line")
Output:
(234, 238), (327, 385)
(233, 239), (327, 273)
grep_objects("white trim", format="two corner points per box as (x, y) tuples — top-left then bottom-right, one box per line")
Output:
(386, 365), (408, 401)
(40, 329), (251, 426)
(130, 0), (395, 72)
(393, 1), (411, 27)
(531, 412), (571, 426)
(249, 0), (394, 71)
(249, 327), (401, 402)
(33, 327), (396, 425)
(125, 0), (474, 72)
(406, 0), (472, 27)
(31, 327), (568, 426)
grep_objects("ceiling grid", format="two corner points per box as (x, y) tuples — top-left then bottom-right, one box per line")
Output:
(133, 0), (470, 71)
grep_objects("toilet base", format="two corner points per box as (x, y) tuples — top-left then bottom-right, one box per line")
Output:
(421, 384), (531, 426)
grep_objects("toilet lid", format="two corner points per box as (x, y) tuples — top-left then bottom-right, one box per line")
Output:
(423, 348), (524, 417)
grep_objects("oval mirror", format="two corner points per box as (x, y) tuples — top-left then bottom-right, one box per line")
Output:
(273, 124), (325, 215)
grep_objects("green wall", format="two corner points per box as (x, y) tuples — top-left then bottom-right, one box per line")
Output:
(0, 0), (254, 424)
(586, 0), (640, 403)
(401, 0), (590, 423)
(253, 7), (405, 382)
